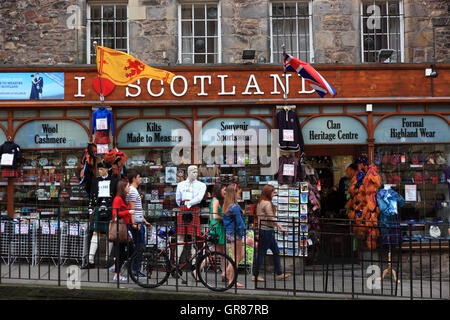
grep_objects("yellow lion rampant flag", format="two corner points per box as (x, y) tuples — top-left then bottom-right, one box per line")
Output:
(96, 46), (175, 85)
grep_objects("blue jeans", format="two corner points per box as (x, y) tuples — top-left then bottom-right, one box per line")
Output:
(130, 223), (146, 272)
(252, 229), (282, 276)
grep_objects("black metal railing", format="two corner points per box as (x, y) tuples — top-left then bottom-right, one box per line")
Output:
(0, 212), (448, 300)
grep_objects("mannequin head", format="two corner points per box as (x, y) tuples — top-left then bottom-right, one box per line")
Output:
(187, 165), (198, 182)
(97, 161), (109, 177)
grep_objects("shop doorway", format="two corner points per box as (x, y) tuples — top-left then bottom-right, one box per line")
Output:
(303, 145), (368, 265)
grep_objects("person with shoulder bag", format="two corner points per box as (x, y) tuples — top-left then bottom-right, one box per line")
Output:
(110, 179), (134, 281)
(252, 184), (291, 282)
(222, 184), (247, 288)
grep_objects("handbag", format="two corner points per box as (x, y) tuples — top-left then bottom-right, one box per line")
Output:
(108, 214), (130, 243)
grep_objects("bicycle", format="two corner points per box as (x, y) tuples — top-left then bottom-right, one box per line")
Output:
(128, 221), (238, 292)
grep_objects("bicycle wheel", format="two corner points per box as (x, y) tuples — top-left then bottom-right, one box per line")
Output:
(128, 247), (171, 288)
(196, 251), (238, 292)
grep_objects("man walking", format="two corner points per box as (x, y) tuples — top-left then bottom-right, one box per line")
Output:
(127, 169), (152, 277)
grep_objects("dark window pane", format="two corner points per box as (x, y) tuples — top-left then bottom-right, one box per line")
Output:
(182, 21), (192, 36)
(103, 22), (114, 38)
(194, 5), (205, 19)
(207, 5), (217, 19)
(207, 38), (216, 54)
(103, 6), (114, 19)
(388, 2), (399, 15)
(194, 38), (205, 53)
(91, 23), (101, 37)
(91, 6), (101, 19)
(272, 3), (284, 17)
(207, 54), (216, 64)
(194, 54), (206, 63)
(182, 5), (192, 19)
(207, 21), (216, 37)
(194, 21), (205, 36)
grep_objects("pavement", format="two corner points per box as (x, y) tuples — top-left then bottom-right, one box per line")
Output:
(0, 262), (448, 300)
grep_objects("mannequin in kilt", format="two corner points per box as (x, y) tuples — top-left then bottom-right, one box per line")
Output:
(175, 166), (206, 266)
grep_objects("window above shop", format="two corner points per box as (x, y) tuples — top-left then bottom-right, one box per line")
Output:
(178, 2), (221, 64)
(360, 0), (404, 63)
(270, 1), (313, 63)
(87, 3), (129, 64)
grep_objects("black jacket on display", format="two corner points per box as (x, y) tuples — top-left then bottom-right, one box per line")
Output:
(276, 155), (300, 185)
(0, 141), (23, 168)
(275, 109), (304, 152)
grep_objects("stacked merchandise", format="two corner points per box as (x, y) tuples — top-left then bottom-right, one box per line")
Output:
(346, 157), (382, 249)
(273, 185), (306, 256)
(274, 105), (310, 257)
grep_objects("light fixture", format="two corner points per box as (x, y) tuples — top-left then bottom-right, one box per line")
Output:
(242, 49), (255, 60)
(425, 66), (438, 78)
(378, 49), (394, 62)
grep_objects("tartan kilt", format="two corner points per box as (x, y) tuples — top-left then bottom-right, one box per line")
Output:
(177, 206), (201, 237)
(2, 167), (20, 177)
(94, 130), (111, 144)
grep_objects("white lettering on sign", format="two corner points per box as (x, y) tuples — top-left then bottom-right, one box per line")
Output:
(193, 75), (212, 96)
(170, 75), (188, 97)
(217, 74), (236, 96)
(126, 79), (141, 97)
(242, 74), (264, 95)
(147, 79), (164, 97)
(270, 73), (291, 95)
(74, 73), (319, 99)
(73, 77), (85, 97)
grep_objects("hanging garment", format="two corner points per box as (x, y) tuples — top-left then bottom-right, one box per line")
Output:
(276, 154), (300, 185)
(376, 189), (405, 245)
(275, 108), (304, 152)
(0, 141), (23, 168)
(92, 106), (114, 141)
(80, 143), (97, 196)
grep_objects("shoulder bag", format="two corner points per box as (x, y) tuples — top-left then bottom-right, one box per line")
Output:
(108, 212), (130, 243)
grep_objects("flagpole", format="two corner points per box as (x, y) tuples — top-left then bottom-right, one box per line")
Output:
(282, 44), (287, 105)
(93, 41), (105, 102)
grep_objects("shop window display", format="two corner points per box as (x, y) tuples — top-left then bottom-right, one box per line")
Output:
(14, 150), (89, 219)
(374, 144), (450, 223)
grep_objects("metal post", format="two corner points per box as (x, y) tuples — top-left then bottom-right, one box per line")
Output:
(409, 225), (413, 300)
(57, 213), (61, 287)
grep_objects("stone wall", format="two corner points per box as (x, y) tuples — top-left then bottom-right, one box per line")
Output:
(0, 0), (86, 65)
(0, 0), (448, 65)
(404, 0), (449, 64)
(312, 0), (360, 64)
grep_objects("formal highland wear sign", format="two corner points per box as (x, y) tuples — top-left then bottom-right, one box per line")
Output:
(302, 116), (367, 144)
(374, 115), (449, 143)
(0, 73), (64, 100)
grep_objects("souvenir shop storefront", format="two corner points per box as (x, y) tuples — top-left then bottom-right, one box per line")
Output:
(0, 64), (449, 257)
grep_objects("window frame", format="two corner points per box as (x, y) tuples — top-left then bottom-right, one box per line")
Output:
(86, 3), (129, 64)
(269, 1), (314, 64)
(177, 1), (222, 64)
(360, 0), (405, 63)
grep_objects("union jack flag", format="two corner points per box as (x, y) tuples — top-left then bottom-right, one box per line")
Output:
(283, 51), (336, 98)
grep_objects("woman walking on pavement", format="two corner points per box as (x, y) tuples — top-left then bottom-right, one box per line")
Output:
(222, 184), (247, 288)
(252, 184), (291, 282)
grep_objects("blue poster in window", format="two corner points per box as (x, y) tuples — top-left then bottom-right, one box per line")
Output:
(0, 73), (64, 100)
